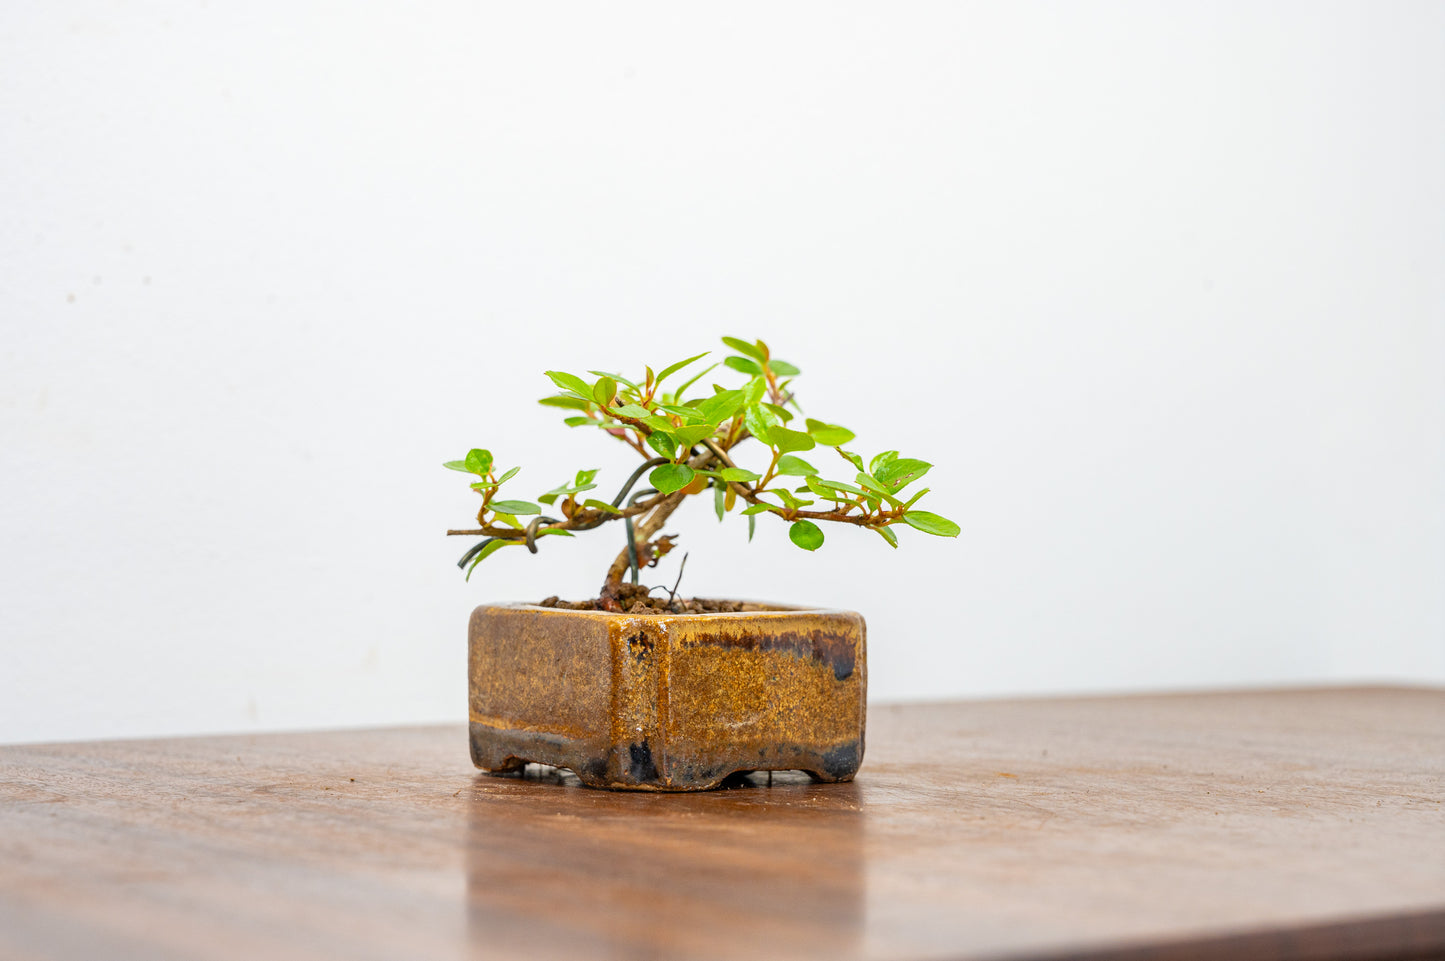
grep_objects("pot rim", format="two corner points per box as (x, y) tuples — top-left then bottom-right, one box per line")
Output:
(476, 600), (861, 620)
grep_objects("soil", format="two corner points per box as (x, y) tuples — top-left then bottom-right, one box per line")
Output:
(538, 583), (749, 615)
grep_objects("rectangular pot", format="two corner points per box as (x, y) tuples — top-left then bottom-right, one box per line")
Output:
(468, 602), (866, 791)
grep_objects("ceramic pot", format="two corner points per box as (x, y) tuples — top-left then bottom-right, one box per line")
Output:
(468, 602), (866, 791)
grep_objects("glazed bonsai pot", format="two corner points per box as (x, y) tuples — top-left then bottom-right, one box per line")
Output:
(468, 602), (866, 792)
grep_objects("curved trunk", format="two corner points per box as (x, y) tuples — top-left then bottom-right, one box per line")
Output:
(599, 491), (687, 609)
(599, 448), (718, 609)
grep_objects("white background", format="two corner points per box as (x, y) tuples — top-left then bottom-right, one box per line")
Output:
(3, 1), (1442, 744)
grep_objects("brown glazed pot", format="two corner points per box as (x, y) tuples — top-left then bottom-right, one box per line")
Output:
(468, 602), (866, 791)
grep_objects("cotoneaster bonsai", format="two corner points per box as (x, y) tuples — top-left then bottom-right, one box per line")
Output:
(447, 337), (957, 791)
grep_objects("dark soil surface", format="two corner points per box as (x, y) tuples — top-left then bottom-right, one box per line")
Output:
(538, 583), (749, 615)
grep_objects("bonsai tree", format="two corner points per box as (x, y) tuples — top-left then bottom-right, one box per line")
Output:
(445, 336), (958, 612)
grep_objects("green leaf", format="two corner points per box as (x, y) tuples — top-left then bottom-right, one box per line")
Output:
(773, 488), (814, 509)
(538, 469), (598, 504)
(656, 351), (710, 385)
(582, 499), (623, 514)
(474, 473), (511, 492)
(761, 402), (793, 424)
(741, 503), (774, 515)
(875, 526), (899, 548)
(473, 465), (520, 491)
(465, 539), (515, 581)
(488, 499), (541, 516)
(809, 476), (867, 497)
(611, 403), (652, 419)
(592, 376), (617, 406)
(776, 454), (819, 476)
(803, 476), (850, 501)
(674, 362), (719, 401)
(743, 376), (767, 405)
(869, 450), (899, 475)
(902, 511), (960, 537)
(744, 404), (778, 444)
(748, 514), (756, 541)
(714, 482), (725, 521)
(856, 472), (903, 507)
(672, 424), (716, 447)
(696, 389), (746, 425)
(545, 370), (592, 398)
(875, 457), (932, 490)
(463, 449), (494, 475)
(724, 356), (762, 375)
(789, 520), (824, 551)
(443, 460), (471, 472)
(645, 432), (678, 460)
(769, 359), (801, 377)
(721, 336), (767, 362)
(563, 416), (591, 427)
(649, 463), (695, 495)
(836, 448), (865, 471)
(902, 487), (930, 509)
(719, 467), (760, 483)
(539, 395), (592, 410)
(588, 370), (637, 390)
(652, 403), (707, 422)
(805, 419), (855, 446)
(770, 428), (816, 454)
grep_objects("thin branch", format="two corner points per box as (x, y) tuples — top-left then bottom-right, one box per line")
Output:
(447, 457), (669, 539)
(606, 411), (653, 436)
(698, 436), (897, 527)
(666, 552), (689, 607)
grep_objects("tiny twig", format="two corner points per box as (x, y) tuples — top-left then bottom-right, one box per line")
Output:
(667, 552), (689, 607)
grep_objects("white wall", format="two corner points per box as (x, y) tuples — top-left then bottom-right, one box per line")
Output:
(3, 1), (1442, 744)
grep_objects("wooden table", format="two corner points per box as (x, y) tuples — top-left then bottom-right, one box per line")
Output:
(1, 688), (1441, 961)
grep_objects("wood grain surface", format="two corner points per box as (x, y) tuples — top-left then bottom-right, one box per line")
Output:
(1, 687), (1441, 961)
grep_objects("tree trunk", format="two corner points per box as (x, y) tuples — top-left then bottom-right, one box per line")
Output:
(598, 448), (717, 609)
